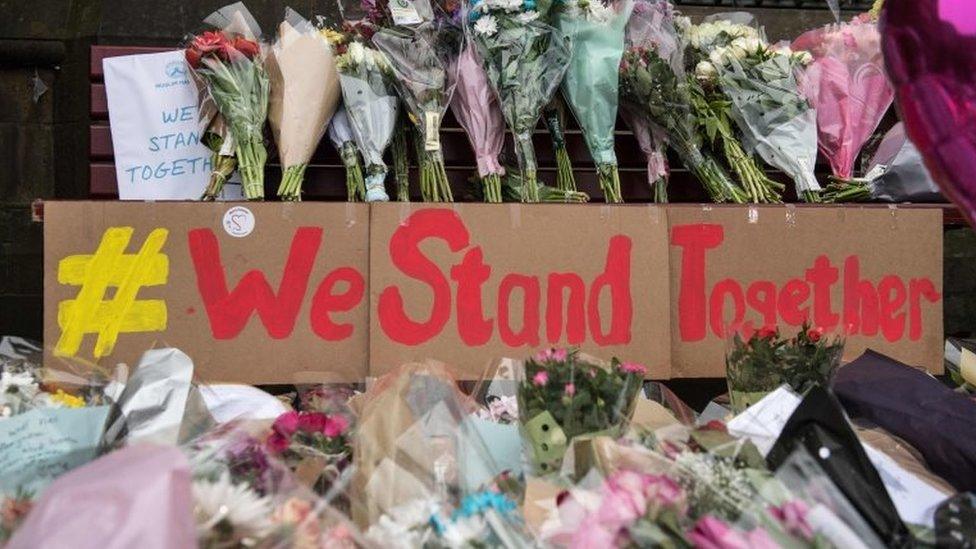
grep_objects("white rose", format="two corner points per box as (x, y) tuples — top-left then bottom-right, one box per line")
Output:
(708, 47), (727, 67)
(695, 60), (718, 81)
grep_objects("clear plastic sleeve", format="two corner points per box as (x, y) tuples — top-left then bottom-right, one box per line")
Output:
(621, 104), (670, 202)
(327, 106), (368, 202)
(184, 2), (270, 200)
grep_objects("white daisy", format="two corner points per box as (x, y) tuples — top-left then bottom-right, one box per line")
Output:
(474, 14), (499, 36)
(192, 473), (275, 540)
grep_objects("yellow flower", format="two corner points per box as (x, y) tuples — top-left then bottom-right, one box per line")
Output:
(50, 389), (85, 408)
(320, 28), (346, 46)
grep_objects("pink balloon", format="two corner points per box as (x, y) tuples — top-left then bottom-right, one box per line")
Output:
(881, 0), (976, 227)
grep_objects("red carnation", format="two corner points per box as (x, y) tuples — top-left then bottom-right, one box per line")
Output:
(266, 431), (290, 454)
(233, 37), (260, 59)
(272, 410), (300, 437)
(757, 326), (778, 340)
(297, 412), (328, 434)
(702, 420), (728, 433)
(185, 48), (202, 69)
(806, 327), (824, 343)
(323, 414), (349, 438)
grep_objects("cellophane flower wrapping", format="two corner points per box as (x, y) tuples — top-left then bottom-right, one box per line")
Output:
(556, 0), (634, 203)
(266, 9), (341, 201)
(793, 17), (893, 183)
(350, 361), (532, 546)
(472, 2), (572, 203)
(336, 42), (398, 202)
(620, 0), (743, 203)
(373, 12), (460, 202)
(621, 104), (670, 202)
(184, 421), (365, 548)
(185, 3), (270, 200)
(450, 41), (507, 203)
(706, 17), (822, 201)
(200, 111), (239, 201)
(327, 105), (367, 201)
(517, 349), (646, 476)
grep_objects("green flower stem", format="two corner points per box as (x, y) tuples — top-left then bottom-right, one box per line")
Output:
(652, 177), (668, 203)
(201, 154), (237, 201)
(277, 164), (307, 202)
(555, 146), (577, 193)
(423, 150), (452, 203)
(802, 189), (823, 203)
(236, 135), (267, 201)
(522, 169), (541, 203)
(674, 136), (746, 204)
(822, 179), (872, 202)
(339, 141), (365, 202)
(483, 173), (503, 203)
(597, 163), (623, 204)
(722, 137), (783, 203)
(545, 104), (577, 193)
(392, 120), (411, 202)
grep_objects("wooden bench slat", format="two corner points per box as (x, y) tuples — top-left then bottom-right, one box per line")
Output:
(91, 45), (170, 80)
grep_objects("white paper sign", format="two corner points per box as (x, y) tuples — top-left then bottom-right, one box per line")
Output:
(103, 50), (242, 200)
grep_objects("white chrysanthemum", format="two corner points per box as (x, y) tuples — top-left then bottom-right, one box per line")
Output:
(498, 0), (523, 12)
(441, 516), (487, 548)
(193, 474), (275, 540)
(695, 60), (718, 81)
(0, 371), (37, 393)
(674, 16), (692, 33)
(347, 41), (366, 66)
(474, 14), (498, 36)
(516, 10), (539, 23)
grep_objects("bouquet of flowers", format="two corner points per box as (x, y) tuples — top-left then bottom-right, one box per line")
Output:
(793, 16), (893, 193)
(619, 0), (744, 203)
(471, 0), (572, 203)
(264, 410), (352, 496)
(373, 7), (460, 202)
(335, 41), (398, 202)
(450, 40), (507, 202)
(555, 0), (635, 203)
(266, 10), (341, 201)
(683, 17), (785, 203)
(621, 105), (670, 202)
(517, 349), (646, 475)
(327, 105), (368, 201)
(469, 171), (590, 202)
(725, 323), (845, 412)
(185, 3), (269, 200)
(703, 18), (822, 202)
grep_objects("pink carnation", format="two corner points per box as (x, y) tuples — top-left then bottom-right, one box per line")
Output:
(297, 412), (328, 434)
(323, 414), (349, 438)
(272, 410), (300, 437)
(532, 371), (549, 387)
(619, 362), (647, 376)
(564, 383), (576, 396)
(535, 348), (568, 362)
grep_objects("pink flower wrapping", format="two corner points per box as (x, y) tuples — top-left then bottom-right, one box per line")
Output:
(449, 44), (507, 178)
(793, 19), (893, 180)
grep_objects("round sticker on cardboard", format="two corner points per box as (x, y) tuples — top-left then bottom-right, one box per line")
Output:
(223, 206), (255, 238)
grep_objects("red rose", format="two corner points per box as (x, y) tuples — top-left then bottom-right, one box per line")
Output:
(757, 326), (778, 340)
(297, 412), (328, 433)
(806, 327), (824, 342)
(185, 48), (202, 69)
(323, 414), (349, 438)
(233, 37), (260, 59)
(701, 420), (728, 433)
(272, 410), (300, 437)
(192, 31), (228, 54)
(266, 431), (290, 454)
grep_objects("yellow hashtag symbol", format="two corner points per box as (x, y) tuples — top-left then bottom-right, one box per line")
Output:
(55, 227), (170, 358)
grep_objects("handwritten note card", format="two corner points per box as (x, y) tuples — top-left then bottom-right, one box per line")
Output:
(103, 50), (242, 200)
(0, 406), (110, 495)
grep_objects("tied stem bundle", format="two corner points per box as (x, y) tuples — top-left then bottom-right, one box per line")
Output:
(544, 100), (577, 193)
(200, 114), (238, 201)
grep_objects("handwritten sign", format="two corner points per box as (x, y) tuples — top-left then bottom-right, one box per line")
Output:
(44, 202), (943, 381)
(103, 51), (242, 200)
(0, 406), (110, 495)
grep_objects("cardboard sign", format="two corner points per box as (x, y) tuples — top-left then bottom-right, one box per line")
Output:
(44, 203), (944, 382)
(368, 204), (672, 379)
(103, 51), (242, 200)
(44, 202), (369, 383)
(668, 205), (944, 376)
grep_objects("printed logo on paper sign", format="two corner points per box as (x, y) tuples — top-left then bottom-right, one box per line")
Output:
(223, 206), (255, 238)
(55, 227), (170, 358)
(156, 60), (190, 89)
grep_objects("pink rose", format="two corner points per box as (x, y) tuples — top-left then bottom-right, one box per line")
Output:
(564, 383), (576, 396)
(323, 414), (349, 438)
(569, 518), (618, 549)
(272, 411), (300, 436)
(532, 371), (549, 387)
(645, 474), (686, 512)
(770, 500), (814, 541)
(688, 516), (749, 549)
(745, 528), (780, 549)
(297, 412), (328, 434)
